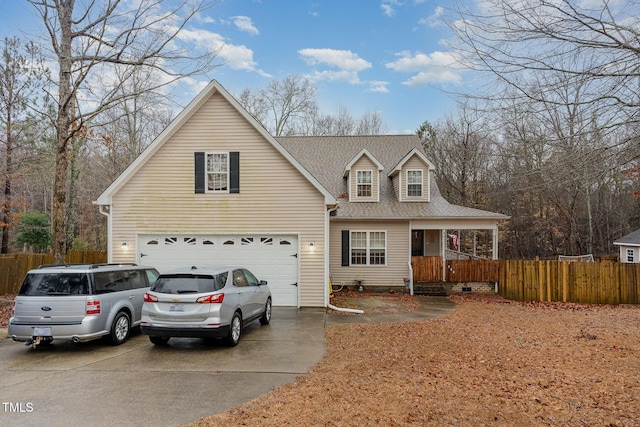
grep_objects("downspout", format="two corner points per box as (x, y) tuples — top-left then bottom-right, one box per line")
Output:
(326, 203), (364, 314)
(328, 302), (364, 314)
(96, 203), (111, 263)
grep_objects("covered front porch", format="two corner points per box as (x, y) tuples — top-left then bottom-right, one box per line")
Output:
(407, 219), (501, 295)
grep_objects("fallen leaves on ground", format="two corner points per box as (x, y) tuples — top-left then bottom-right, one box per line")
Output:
(190, 294), (640, 427)
(0, 295), (14, 328)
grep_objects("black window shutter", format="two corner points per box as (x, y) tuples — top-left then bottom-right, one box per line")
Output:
(229, 151), (240, 193)
(194, 152), (205, 193)
(341, 230), (350, 266)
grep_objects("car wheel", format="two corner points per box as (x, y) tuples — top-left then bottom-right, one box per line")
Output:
(149, 336), (170, 345)
(225, 312), (242, 346)
(109, 311), (131, 345)
(259, 298), (272, 325)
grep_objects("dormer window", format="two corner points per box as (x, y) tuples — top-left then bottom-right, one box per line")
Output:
(357, 170), (372, 197)
(407, 170), (423, 197)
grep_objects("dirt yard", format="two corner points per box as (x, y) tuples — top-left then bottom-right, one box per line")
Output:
(190, 293), (640, 427)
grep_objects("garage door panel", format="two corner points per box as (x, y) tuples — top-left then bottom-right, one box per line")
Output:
(138, 234), (299, 307)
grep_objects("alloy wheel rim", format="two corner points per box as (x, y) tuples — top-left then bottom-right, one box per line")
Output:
(115, 317), (128, 340)
(232, 316), (241, 341)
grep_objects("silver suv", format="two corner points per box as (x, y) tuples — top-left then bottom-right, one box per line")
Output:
(141, 266), (272, 346)
(9, 263), (159, 347)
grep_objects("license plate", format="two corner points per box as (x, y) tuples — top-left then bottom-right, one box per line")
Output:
(169, 304), (184, 312)
(33, 327), (51, 336)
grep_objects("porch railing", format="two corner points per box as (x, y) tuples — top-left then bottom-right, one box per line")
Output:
(411, 256), (500, 282)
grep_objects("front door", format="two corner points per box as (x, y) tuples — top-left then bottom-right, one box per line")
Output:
(411, 230), (424, 256)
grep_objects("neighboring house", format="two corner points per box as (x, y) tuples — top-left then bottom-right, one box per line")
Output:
(95, 80), (508, 308)
(613, 229), (640, 263)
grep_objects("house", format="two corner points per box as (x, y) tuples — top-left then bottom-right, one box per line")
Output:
(613, 229), (640, 263)
(95, 80), (508, 308)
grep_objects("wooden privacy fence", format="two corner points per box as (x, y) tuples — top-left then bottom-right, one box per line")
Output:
(0, 251), (107, 295)
(411, 256), (500, 282)
(499, 259), (640, 305)
(411, 256), (640, 305)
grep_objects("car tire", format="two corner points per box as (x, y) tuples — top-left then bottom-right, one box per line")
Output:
(259, 298), (272, 325)
(225, 311), (242, 347)
(109, 311), (131, 345)
(149, 336), (170, 345)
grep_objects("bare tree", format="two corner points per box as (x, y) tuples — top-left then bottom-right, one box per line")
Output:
(419, 103), (494, 208)
(237, 75), (318, 136)
(449, 0), (640, 141)
(28, 0), (219, 262)
(0, 37), (44, 253)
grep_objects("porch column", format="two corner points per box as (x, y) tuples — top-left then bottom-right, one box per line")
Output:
(441, 229), (447, 281)
(492, 227), (499, 260)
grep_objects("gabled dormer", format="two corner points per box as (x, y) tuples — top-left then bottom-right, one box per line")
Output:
(343, 149), (384, 202)
(388, 148), (435, 202)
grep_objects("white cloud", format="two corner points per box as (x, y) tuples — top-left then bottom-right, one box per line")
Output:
(177, 28), (270, 77)
(386, 50), (466, 86)
(418, 6), (444, 27)
(299, 48), (372, 85)
(299, 48), (371, 72)
(368, 80), (390, 93)
(232, 16), (259, 35)
(381, 0), (403, 16)
(381, 4), (395, 16)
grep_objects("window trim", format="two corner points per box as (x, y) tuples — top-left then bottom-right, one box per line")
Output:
(206, 152), (229, 193)
(349, 230), (387, 266)
(356, 170), (373, 198)
(627, 248), (635, 263)
(406, 169), (423, 197)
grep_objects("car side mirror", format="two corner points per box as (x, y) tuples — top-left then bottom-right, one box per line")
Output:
(260, 280), (268, 286)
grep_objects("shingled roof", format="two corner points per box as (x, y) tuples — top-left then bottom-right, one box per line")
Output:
(276, 135), (508, 220)
(614, 229), (640, 247)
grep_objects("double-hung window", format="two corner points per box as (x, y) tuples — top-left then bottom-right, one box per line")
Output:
(407, 170), (423, 197)
(350, 231), (386, 265)
(356, 170), (372, 197)
(207, 153), (228, 192)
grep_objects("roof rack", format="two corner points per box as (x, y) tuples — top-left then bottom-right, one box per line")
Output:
(37, 263), (91, 269)
(88, 263), (138, 269)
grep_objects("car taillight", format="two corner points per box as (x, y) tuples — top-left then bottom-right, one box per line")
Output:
(86, 300), (101, 315)
(144, 293), (158, 302)
(196, 294), (224, 304)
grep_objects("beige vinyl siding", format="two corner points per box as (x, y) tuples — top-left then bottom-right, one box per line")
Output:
(349, 155), (379, 202)
(401, 155), (429, 202)
(110, 91), (327, 307)
(392, 172), (400, 200)
(329, 220), (410, 288)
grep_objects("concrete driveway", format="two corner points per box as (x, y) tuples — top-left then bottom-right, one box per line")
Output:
(0, 307), (326, 427)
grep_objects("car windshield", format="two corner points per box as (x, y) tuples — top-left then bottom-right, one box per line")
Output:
(19, 273), (90, 296)
(151, 273), (228, 294)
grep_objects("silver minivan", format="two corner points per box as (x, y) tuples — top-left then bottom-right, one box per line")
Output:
(9, 263), (159, 347)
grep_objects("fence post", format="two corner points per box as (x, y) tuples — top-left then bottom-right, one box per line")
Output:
(561, 261), (568, 302)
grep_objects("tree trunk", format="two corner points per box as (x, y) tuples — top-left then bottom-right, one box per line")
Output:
(51, 1), (73, 263)
(1, 108), (12, 254)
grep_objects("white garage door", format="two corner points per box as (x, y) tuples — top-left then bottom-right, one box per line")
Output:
(137, 234), (299, 307)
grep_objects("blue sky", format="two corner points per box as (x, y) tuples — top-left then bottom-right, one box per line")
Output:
(0, 0), (471, 134)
